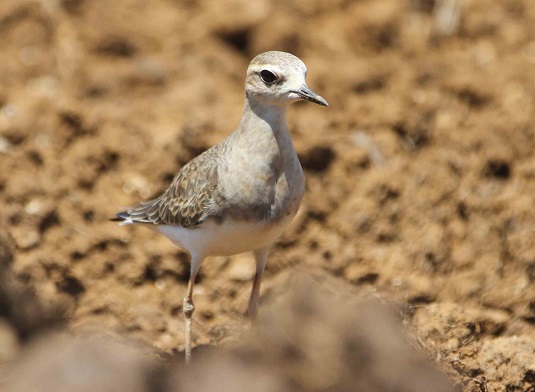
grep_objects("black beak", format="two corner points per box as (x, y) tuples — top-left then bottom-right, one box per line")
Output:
(292, 85), (329, 107)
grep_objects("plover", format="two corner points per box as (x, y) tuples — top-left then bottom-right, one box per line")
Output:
(113, 51), (328, 363)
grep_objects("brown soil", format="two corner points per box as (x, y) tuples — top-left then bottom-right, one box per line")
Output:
(1, 0), (535, 391)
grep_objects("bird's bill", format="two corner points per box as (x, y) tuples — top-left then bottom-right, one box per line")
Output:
(292, 85), (329, 106)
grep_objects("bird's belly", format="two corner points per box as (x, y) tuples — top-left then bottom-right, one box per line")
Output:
(156, 215), (295, 258)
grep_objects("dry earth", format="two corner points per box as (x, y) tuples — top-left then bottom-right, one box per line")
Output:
(0, 0), (535, 391)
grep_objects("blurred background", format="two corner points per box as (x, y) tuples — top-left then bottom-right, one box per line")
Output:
(0, 0), (534, 390)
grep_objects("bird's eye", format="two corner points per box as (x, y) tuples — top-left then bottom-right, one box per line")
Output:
(260, 70), (277, 84)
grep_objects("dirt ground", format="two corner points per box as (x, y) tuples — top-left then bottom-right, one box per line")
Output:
(1, 0), (535, 390)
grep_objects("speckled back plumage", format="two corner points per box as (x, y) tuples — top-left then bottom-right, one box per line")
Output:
(117, 138), (230, 228)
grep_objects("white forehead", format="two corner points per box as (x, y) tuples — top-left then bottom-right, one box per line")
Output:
(249, 51), (307, 75)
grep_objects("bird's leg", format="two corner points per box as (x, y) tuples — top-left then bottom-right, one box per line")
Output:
(183, 277), (195, 364)
(184, 256), (201, 365)
(247, 247), (270, 321)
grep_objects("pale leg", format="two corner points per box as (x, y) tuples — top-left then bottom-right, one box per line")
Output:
(247, 247), (270, 321)
(184, 256), (202, 364)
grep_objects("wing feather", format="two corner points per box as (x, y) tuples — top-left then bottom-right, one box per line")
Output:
(115, 148), (222, 228)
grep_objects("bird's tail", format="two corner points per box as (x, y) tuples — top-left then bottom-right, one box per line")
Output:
(110, 211), (135, 225)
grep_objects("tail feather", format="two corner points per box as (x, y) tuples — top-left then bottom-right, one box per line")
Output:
(110, 211), (130, 222)
(111, 201), (158, 225)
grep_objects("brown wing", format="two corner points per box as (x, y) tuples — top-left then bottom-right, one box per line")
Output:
(116, 150), (221, 228)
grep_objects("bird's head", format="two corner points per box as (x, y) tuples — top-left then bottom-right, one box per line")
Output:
(245, 51), (328, 108)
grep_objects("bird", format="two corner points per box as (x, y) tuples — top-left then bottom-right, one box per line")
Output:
(112, 51), (328, 363)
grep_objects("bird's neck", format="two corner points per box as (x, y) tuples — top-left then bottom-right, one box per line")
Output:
(239, 96), (289, 136)
(234, 95), (298, 168)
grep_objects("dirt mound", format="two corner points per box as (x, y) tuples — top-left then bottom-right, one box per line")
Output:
(3, 277), (457, 392)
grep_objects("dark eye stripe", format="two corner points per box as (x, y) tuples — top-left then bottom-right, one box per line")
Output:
(260, 70), (277, 84)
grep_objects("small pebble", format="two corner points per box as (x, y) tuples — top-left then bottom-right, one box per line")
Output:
(0, 320), (18, 361)
(227, 255), (255, 281)
(11, 227), (41, 250)
(0, 136), (13, 153)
